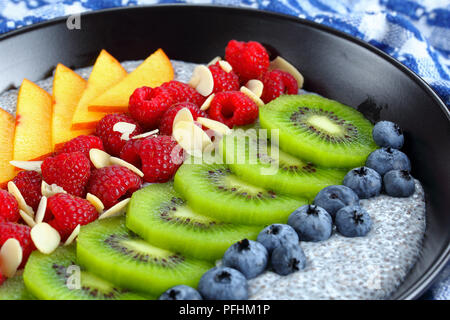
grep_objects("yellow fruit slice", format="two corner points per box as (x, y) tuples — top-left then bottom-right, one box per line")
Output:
(0, 108), (16, 187)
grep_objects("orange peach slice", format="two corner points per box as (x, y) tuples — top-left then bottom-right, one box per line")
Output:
(0, 108), (16, 187)
(88, 49), (174, 113)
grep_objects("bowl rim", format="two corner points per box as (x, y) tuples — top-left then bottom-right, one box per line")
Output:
(0, 4), (448, 300)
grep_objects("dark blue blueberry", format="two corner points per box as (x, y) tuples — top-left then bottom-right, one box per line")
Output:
(159, 285), (202, 300)
(222, 239), (268, 279)
(383, 170), (416, 197)
(366, 147), (411, 176)
(256, 224), (299, 253)
(287, 205), (332, 242)
(271, 243), (306, 276)
(314, 185), (359, 219)
(197, 266), (248, 300)
(343, 166), (382, 199)
(372, 121), (404, 149)
(335, 205), (372, 237)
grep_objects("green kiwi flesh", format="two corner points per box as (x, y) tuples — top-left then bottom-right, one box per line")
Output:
(23, 245), (148, 300)
(259, 94), (377, 168)
(174, 160), (307, 225)
(0, 274), (34, 300)
(76, 216), (212, 296)
(126, 182), (261, 261)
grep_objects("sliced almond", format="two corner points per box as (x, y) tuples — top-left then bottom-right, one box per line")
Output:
(269, 56), (304, 88)
(99, 198), (130, 220)
(196, 117), (232, 136)
(86, 193), (104, 214)
(240, 86), (265, 108)
(9, 160), (43, 173)
(0, 238), (22, 278)
(20, 210), (36, 228)
(34, 196), (47, 224)
(173, 107), (194, 129)
(89, 148), (111, 169)
(132, 129), (159, 140)
(64, 225), (81, 246)
(110, 157), (144, 177)
(218, 60), (232, 73)
(113, 122), (137, 141)
(41, 181), (67, 198)
(245, 79), (264, 98)
(7, 181), (34, 217)
(173, 120), (213, 157)
(207, 56), (222, 66)
(189, 65), (214, 96)
(31, 223), (61, 255)
(200, 94), (215, 111)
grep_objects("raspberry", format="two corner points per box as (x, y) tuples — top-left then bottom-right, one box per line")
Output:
(56, 135), (104, 159)
(159, 102), (207, 136)
(225, 40), (270, 83)
(87, 165), (142, 209)
(161, 81), (206, 106)
(41, 152), (91, 198)
(119, 138), (143, 168)
(0, 190), (19, 223)
(0, 222), (34, 267)
(47, 193), (98, 239)
(0, 270), (4, 285)
(96, 113), (142, 156)
(208, 62), (240, 93)
(139, 135), (184, 183)
(207, 91), (258, 127)
(260, 70), (298, 103)
(12, 170), (42, 211)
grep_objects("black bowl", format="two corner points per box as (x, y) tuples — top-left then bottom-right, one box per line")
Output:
(0, 5), (448, 300)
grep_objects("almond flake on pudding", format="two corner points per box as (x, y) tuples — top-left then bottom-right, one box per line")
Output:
(7, 181), (34, 217)
(196, 117), (232, 136)
(269, 56), (304, 88)
(41, 181), (67, 198)
(207, 56), (222, 66)
(218, 60), (233, 73)
(132, 129), (159, 140)
(173, 107), (194, 129)
(20, 210), (36, 227)
(9, 160), (43, 173)
(0, 238), (23, 278)
(173, 120), (213, 157)
(240, 86), (265, 108)
(189, 65), (214, 96)
(110, 157), (144, 177)
(34, 196), (47, 224)
(99, 198), (131, 220)
(113, 122), (137, 141)
(89, 148), (112, 169)
(86, 193), (104, 213)
(31, 223), (61, 255)
(64, 225), (81, 246)
(200, 93), (215, 111)
(245, 79), (264, 98)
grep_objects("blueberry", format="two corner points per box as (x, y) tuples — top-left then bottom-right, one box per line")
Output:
(366, 147), (411, 176)
(159, 285), (202, 300)
(383, 170), (416, 197)
(343, 166), (382, 199)
(197, 266), (248, 300)
(372, 121), (404, 149)
(256, 224), (299, 253)
(271, 243), (306, 276)
(335, 205), (372, 237)
(222, 239), (268, 279)
(314, 185), (359, 219)
(287, 205), (332, 242)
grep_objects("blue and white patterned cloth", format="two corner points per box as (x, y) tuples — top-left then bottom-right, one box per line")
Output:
(0, 0), (449, 300)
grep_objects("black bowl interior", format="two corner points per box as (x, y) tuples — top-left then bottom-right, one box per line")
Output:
(0, 5), (448, 299)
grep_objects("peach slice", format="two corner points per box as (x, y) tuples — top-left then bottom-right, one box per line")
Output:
(52, 64), (91, 150)
(0, 108), (16, 187)
(13, 79), (53, 162)
(88, 49), (174, 113)
(71, 50), (127, 130)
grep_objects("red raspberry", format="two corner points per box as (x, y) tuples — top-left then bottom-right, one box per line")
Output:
(47, 193), (98, 239)
(225, 40), (270, 83)
(260, 70), (298, 103)
(209, 62), (240, 93)
(139, 135), (184, 183)
(159, 102), (207, 136)
(0, 270), (4, 285)
(161, 81), (206, 106)
(56, 135), (104, 159)
(0, 222), (34, 267)
(0, 190), (19, 223)
(41, 152), (91, 198)
(119, 138), (144, 168)
(207, 91), (258, 127)
(95, 113), (142, 156)
(12, 170), (42, 212)
(87, 165), (142, 209)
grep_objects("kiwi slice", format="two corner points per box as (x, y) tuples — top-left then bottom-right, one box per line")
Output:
(220, 131), (347, 198)
(23, 245), (148, 300)
(259, 94), (377, 168)
(126, 182), (261, 261)
(174, 161), (307, 225)
(76, 216), (212, 296)
(0, 274), (34, 300)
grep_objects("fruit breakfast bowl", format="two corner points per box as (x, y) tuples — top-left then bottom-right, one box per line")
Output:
(0, 5), (448, 300)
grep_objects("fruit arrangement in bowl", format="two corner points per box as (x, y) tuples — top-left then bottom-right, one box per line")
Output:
(0, 40), (425, 300)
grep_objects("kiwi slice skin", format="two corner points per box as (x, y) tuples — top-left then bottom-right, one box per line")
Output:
(23, 245), (147, 300)
(259, 94), (377, 168)
(174, 161), (307, 225)
(220, 132), (347, 199)
(76, 216), (212, 296)
(126, 182), (261, 261)
(0, 274), (34, 300)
